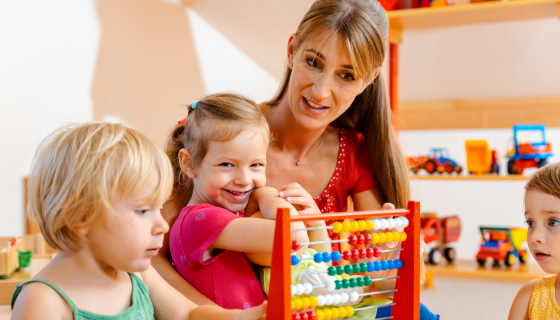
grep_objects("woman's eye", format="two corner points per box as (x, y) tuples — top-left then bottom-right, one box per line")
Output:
(219, 163), (234, 167)
(136, 209), (148, 216)
(549, 219), (560, 227)
(340, 73), (355, 81)
(306, 58), (320, 69)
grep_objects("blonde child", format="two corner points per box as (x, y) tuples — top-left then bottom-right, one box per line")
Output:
(509, 162), (560, 320)
(11, 122), (267, 320)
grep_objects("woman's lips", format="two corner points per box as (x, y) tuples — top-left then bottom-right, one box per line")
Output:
(302, 97), (329, 116)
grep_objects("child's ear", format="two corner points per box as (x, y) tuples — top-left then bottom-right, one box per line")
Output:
(179, 148), (197, 179)
(64, 217), (89, 237)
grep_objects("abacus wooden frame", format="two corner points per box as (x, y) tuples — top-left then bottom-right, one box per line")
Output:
(267, 200), (421, 320)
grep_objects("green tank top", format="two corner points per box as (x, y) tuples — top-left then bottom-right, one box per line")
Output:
(11, 272), (154, 320)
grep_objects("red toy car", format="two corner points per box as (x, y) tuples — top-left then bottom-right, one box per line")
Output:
(421, 213), (461, 265)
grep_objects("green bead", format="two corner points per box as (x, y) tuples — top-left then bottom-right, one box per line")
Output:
(336, 265), (345, 275)
(335, 280), (342, 290)
(356, 277), (364, 287)
(344, 264), (353, 274)
(360, 263), (367, 273)
(352, 264), (361, 274)
(364, 276), (372, 286)
(328, 266), (336, 276)
(349, 278), (357, 288)
(342, 279), (349, 289)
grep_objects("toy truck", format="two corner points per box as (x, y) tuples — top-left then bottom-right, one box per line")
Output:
(421, 213), (461, 265)
(407, 148), (463, 175)
(506, 125), (553, 174)
(476, 227), (529, 267)
(465, 140), (500, 174)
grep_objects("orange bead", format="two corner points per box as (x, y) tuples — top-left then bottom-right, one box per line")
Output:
(338, 307), (347, 318)
(293, 298), (302, 310)
(309, 296), (318, 308)
(358, 220), (366, 231)
(385, 232), (393, 242)
(370, 233), (379, 244)
(345, 306), (354, 317)
(365, 220), (374, 231)
(350, 221), (359, 232)
(332, 222), (342, 233)
(392, 231), (400, 242)
(301, 297), (310, 309)
(315, 310), (324, 320)
(323, 308), (332, 319)
(342, 221), (351, 232)
(378, 232), (386, 243)
(330, 308), (339, 319)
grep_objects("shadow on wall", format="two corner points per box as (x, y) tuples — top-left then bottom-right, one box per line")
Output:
(92, 0), (205, 147)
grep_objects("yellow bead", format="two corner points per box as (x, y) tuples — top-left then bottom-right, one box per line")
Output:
(293, 298), (302, 310)
(340, 274), (348, 279)
(357, 220), (367, 231)
(332, 222), (342, 234)
(400, 231), (407, 242)
(291, 300), (294, 310)
(385, 232), (393, 242)
(378, 232), (386, 243)
(342, 221), (351, 232)
(316, 310), (324, 320)
(370, 233), (379, 244)
(392, 231), (400, 242)
(323, 308), (332, 319)
(338, 306), (347, 318)
(365, 220), (374, 231)
(350, 221), (359, 232)
(331, 308), (339, 319)
(301, 297), (310, 309)
(309, 296), (318, 308)
(346, 306), (354, 317)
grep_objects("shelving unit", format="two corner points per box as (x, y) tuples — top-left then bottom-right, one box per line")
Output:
(428, 259), (549, 282)
(409, 175), (529, 181)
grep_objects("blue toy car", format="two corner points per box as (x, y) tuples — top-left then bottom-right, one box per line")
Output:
(506, 125), (553, 174)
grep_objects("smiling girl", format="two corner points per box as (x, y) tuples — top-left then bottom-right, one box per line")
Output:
(509, 162), (560, 320)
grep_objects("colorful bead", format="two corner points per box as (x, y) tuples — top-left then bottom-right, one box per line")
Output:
(293, 313), (301, 320)
(380, 219), (389, 229)
(381, 260), (388, 270)
(324, 294), (334, 305)
(392, 231), (400, 242)
(384, 232), (393, 242)
(344, 264), (353, 274)
(357, 220), (366, 231)
(366, 247), (374, 258)
(388, 260), (395, 270)
(373, 247), (382, 257)
(365, 220), (374, 231)
(341, 279), (349, 288)
(340, 292), (349, 303)
(378, 233), (386, 243)
(291, 300), (294, 310)
(327, 280), (336, 291)
(348, 235), (358, 245)
(301, 297), (310, 309)
(291, 255), (300, 266)
(301, 313), (309, 320)
(335, 280), (342, 290)
(307, 311), (316, 320)
(332, 222), (342, 233)
(332, 293), (341, 304)
(358, 248), (367, 259)
(394, 217), (403, 228)
(327, 266), (336, 276)
(304, 283), (313, 294)
(374, 261), (381, 271)
(315, 310), (324, 320)
(342, 221), (351, 232)
(351, 249), (359, 260)
(366, 261), (375, 272)
(317, 295), (326, 307)
(310, 296), (319, 308)
(296, 284), (305, 295)
(349, 278), (356, 288)
(292, 240), (301, 250)
(399, 232), (407, 242)
(346, 306), (354, 317)
(364, 234), (372, 245)
(357, 234), (365, 245)
(331, 251), (341, 262)
(336, 265), (344, 275)
(352, 264), (361, 274)
(314, 252), (323, 263)
(331, 307), (339, 319)
(293, 298), (302, 310)
(364, 276), (373, 286)
(349, 291), (360, 302)
(350, 221), (359, 232)
(395, 259), (403, 269)
(387, 218), (396, 229)
(356, 277), (364, 287)
(322, 252), (331, 263)
(342, 250), (351, 260)
(401, 217), (409, 228)
(323, 308), (332, 319)
(371, 233), (379, 244)
(338, 306), (347, 318)
(360, 262), (367, 273)
(372, 219), (381, 230)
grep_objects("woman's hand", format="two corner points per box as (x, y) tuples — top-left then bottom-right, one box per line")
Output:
(279, 182), (321, 215)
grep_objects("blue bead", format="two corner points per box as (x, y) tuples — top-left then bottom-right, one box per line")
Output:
(366, 261), (375, 272)
(387, 259), (395, 270)
(314, 252), (323, 263)
(395, 259), (403, 269)
(322, 252), (332, 263)
(381, 260), (388, 270)
(374, 261), (381, 271)
(331, 251), (342, 262)
(291, 255), (300, 266)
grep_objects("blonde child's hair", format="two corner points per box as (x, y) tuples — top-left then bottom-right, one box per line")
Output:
(525, 162), (560, 199)
(165, 93), (270, 200)
(27, 122), (174, 252)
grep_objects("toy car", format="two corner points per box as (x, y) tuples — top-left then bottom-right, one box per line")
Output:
(465, 140), (499, 174)
(407, 148), (463, 175)
(506, 125), (553, 174)
(421, 213), (461, 265)
(476, 227), (529, 267)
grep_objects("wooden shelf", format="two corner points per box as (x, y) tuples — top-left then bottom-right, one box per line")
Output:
(409, 174), (530, 181)
(428, 259), (549, 282)
(0, 258), (50, 305)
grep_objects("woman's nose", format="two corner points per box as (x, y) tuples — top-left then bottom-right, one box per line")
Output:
(312, 73), (332, 101)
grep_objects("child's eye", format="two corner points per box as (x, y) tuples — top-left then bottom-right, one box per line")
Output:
(549, 219), (560, 227)
(136, 209), (149, 216)
(251, 163), (265, 168)
(526, 220), (535, 228)
(219, 163), (234, 167)
(340, 73), (355, 81)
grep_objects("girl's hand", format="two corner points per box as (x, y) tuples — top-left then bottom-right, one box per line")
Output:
(279, 182), (321, 215)
(236, 301), (267, 320)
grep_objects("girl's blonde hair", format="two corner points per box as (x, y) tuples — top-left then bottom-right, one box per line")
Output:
(165, 93), (270, 200)
(28, 122), (173, 252)
(267, 0), (409, 208)
(525, 162), (560, 198)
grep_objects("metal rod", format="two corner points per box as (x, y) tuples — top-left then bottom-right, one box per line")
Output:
(371, 276), (399, 282)
(291, 226), (333, 232)
(354, 303), (396, 312)
(359, 289), (397, 297)
(300, 239), (347, 246)
(381, 249), (403, 253)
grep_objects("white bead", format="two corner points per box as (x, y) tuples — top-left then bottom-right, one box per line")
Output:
(295, 284), (305, 295)
(303, 283), (313, 294)
(401, 217), (409, 228)
(372, 219), (381, 230)
(380, 219), (389, 229)
(394, 218), (403, 228)
(317, 295), (326, 307)
(324, 294), (334, 305)
(291, 285), (296, 296)
(332, 293), (341, 304)
(327, 280), (337, 291)
(387, 218), (396, 229)
(349, 291), (360, 302)
(339, 292), (349, 303)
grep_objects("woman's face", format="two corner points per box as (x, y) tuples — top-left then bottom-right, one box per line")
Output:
(286, 29), (377, 130)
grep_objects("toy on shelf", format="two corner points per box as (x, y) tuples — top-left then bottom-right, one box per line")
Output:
(506, 124), (553, 175)
(407, 148), (463, 175)
(0, 237), (33, 279)
(421, 213), (461, 265)
(266, 201), (421, 320)
(465, 140), (500, 175)
(476, 227), (528, 267)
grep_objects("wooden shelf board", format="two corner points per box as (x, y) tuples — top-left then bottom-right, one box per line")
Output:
(388, 0), (560, 30)
(410, 174), (530, 181)
(0, 258), (50, 305)
(428, 259), (549, 282)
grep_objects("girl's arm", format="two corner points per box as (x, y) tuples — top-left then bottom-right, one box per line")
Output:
(508, 279), (536, 320)
(141, 266), (266, 320)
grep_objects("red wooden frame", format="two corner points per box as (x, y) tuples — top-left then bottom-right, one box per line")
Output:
(267, 201), (421, 320)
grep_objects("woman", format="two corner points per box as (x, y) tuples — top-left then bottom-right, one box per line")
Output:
(154, 0), (422, 315)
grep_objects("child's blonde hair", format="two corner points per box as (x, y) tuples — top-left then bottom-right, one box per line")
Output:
(165, 93), (270, 201)
(525, 162), (560, 199)
(28, 122), (173, 252)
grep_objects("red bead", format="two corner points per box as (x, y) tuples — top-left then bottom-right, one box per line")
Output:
(292, 314), (301, 320)
(307, 311), (316, 320)
(300, 313), (309, 320)
(357, 234), (365, 244)
(364, 234), (372, 244)
(351, 249), (359, 260)
(343, 250), (352, 260)
(348, 235), (358, 245)
(373, 247), (382, 257)
(292, 240), (301, 251)
(366, 247), (374, 258)
(359, 248), (367, 259)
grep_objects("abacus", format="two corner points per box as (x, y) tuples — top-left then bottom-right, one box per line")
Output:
(267, 201), (421, 320)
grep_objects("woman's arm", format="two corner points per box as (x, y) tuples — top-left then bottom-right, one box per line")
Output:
(508, 280), (535, 320)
